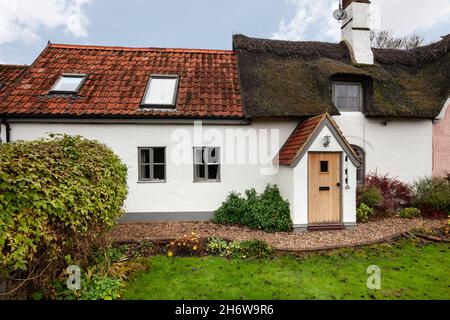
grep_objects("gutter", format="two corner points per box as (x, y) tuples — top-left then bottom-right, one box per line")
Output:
(2, 116), (251, 126)
(1, 118), (11, 143)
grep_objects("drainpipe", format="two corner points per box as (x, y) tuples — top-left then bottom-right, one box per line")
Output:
(1, 118), (11, 143)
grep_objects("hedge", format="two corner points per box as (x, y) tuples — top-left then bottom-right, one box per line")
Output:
(0, 135), (128, 295)
(213, 184), (292, 232)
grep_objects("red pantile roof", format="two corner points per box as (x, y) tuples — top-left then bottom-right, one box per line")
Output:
(0, 64), (28, 98)
(278, 113), (361, 166)
(0, 44), (244, 118)
(278, 114), (325, 166)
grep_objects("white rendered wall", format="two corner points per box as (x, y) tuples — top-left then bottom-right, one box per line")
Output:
(274, 165), (294, 221)
(291, 125), (357, 227)
(8, 119), (298, 214)
(333, 112), (433, 182)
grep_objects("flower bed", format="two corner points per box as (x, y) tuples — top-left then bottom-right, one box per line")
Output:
(110, 218), (446, 252)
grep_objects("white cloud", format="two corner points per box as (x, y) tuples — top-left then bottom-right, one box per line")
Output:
(272, 0), (450, 41)
(0, 0), (93, 44)
(371, 0), (450, 35)
(272, 0), (340, 42)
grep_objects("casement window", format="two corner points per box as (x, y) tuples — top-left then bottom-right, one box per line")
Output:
(193, 147), (220, 182)
(141, 75), (179, 107)
(50, 74), (86, 94)
(351, 145), (365, 185)
(320, 161), (329, 173)
(138, 147), (166, 182)
(332, 82), (363, 112)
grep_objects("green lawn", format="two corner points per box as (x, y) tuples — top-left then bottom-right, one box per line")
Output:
(122, 240), (450, 300)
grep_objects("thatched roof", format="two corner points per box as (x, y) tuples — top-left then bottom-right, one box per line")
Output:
(234, 34), (450, 119)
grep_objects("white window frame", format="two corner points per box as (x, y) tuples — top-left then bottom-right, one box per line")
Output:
(193, 147), (221, 182)
(50, 73), (86, 94)
(138, 147), (166, 183)
(141, 74), (179, 108)
(332, 82), (363, 112)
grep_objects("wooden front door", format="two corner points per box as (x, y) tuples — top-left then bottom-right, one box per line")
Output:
(308, 152), (342, 225)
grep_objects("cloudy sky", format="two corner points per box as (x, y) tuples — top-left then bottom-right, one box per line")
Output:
(1, 0), (449, 64)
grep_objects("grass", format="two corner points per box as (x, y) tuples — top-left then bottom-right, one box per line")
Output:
(122, 239), (450, 300)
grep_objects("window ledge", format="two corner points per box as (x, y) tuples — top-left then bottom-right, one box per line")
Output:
(193, 180), (221, 183)
(137, 180), (167, 184)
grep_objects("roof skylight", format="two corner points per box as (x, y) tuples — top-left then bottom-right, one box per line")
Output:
(51, 74), (86, 94)
(142, 75), (179, 107)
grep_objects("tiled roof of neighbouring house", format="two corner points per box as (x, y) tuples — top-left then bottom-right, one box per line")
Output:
(0, 44), (244, 119)
(0, 64), (28, 98)
(278, 113), (360, 166)
(234, 34), (450, 119)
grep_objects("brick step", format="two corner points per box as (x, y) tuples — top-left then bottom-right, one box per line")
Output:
(308, 224), (344, 231)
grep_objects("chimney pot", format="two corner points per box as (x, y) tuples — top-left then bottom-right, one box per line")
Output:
(342, 0), (370, 9)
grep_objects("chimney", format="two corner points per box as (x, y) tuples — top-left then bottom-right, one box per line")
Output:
(341, 0), (374, 64)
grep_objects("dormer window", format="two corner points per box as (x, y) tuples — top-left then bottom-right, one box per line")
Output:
(142, 75), (179, 108)
(50, 74), (86, 94)
(332, 82), (362, 112)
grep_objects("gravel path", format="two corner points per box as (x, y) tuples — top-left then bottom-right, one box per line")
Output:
(109, 218), (446, 251)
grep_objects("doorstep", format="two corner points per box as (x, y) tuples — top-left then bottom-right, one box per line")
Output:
(307, 224), (345, 231)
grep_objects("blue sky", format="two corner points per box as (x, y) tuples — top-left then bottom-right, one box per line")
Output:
(1, 0), (449, 65)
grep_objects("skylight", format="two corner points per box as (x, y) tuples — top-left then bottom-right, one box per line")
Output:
(142, 75), (179, 107)
(51, 74), (86, 94)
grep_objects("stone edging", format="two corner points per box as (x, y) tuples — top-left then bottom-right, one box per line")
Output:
(113, 233), (409, 253)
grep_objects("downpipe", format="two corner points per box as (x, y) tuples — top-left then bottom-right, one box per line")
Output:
(1, 118), (11, 143)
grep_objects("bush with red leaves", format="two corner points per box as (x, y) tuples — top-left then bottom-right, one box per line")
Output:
(411, 177), (450, 219)
(365, 173), (412, 213)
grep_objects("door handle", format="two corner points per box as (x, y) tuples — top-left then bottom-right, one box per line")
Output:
(337, 182), (341, 187)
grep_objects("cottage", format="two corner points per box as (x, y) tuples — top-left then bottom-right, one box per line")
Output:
(0, 0), (448, 232)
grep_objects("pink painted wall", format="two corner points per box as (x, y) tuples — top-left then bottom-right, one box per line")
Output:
(433, 102), (450, 177)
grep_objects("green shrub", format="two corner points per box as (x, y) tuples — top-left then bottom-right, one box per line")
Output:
(205, 238), (274, 259)
(0, 134), (128, 296)
(356, 203), (374, 222)
(399, 207), (421, 219)
(412, 177), (450, 213)
(53, 245), (147, 300)
(79, 275), (123, 300)
(206, 237), (229, 256)
(213, 184), (292, 232)
(357, 186), (383, 208)
(212, 192), (247, 225)
(54, 272), (124, 301)
(226, 239), (274, 259)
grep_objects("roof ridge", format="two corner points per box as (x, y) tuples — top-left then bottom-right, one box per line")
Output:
(0, 64), (28, 68)
(233, 34), (340, 46)
(48, 43), (235, 54)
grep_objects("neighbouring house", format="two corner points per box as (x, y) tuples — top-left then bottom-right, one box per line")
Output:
(0, 0), (448, 231)
(433, 98), (450, 178)
(0, 64), (28, 143)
